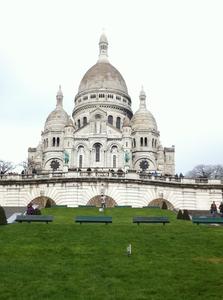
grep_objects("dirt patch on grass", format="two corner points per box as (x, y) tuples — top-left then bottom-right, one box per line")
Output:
(193, 257), (223, 264)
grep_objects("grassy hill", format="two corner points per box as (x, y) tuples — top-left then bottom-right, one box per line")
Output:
(0, 207), (223, 300)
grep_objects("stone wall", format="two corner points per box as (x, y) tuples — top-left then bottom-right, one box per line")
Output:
(0, 172), (222, 210)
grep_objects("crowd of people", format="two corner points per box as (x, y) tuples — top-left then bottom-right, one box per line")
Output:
(210, 201), (223, 217)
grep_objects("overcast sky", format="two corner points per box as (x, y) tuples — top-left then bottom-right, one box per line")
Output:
(0, 0), (223, 174)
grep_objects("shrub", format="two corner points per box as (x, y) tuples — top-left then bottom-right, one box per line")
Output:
(161, 201), (168, 210)
(45, 199), (51, 208)
(33, 208), (41, 215)
(177, 209), (183, 219)
(0, 206), (7, 225)
(182, 209), (190, 220)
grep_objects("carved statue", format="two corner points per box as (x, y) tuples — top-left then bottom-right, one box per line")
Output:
(124, 151), (130, 163)
(64, 151), (69, 164)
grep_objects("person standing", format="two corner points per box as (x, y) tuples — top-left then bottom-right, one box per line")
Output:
(210, 201), (217, 216)
(219, 202), (223, 217)
(101, 195), (106, 209)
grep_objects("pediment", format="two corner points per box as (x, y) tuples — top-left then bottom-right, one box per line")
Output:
(89, 107), (107, 121)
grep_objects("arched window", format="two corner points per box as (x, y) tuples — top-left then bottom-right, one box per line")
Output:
(155, 140), (157, 148)
(52, 137), (56, 147)
(108, 115), (113, 125)
(57, 137), (60, 147)
(152, 138), (154, 147)
(116, 117), (121, 129)
(144, 137), (148, 147)
(78, 119), (81, 129)
(78, 146), (84, 167)
(46, 138), (48, 148)
(94, 143), (101, 162)
(140, 137), (143, 147)
(83, 117), (87, 126)
(113, 155), (117, 168)
(133, 138), (136, 148)
(79, 155), (83, 168)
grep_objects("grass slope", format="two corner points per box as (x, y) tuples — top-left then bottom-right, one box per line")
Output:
(0, 208), (223, 300)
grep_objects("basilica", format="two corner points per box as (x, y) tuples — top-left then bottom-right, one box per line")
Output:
(28, 33), (175, 175)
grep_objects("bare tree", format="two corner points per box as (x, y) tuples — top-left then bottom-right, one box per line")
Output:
(186, 164), (223, 179)
(212, 164), (223, 179)
(0, 160), (15, 174)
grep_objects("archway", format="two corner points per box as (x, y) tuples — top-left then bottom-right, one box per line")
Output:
(87, 195), (117, 208)
(29, 196), (56, 208)
(148, 198), (174, 210)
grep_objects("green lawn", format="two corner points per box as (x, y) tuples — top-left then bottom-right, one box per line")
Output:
(0, 207), (223, 300)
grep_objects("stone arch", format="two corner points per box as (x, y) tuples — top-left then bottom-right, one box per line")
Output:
(87, 195), (117, 208)
(74, 141), (88, 149)
(106, 141), (121, 152)
(148, 198), (174, 210)
(29, 196), (56, 209)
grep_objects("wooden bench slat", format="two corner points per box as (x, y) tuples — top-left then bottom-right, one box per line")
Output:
(75, 216), (112, 224)
(78, 205), (96, 208)
(192, 217), (223, 225)
(115, 205), (132, 208)
(133, 216), (169, 225)
(143, 206), (160, 209)
(16, 215), (54, 223)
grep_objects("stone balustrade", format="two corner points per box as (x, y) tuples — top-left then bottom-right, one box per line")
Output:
(0, 170), (222, 185)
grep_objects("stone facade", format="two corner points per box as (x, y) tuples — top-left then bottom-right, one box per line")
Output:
(28, 33), (175, 174)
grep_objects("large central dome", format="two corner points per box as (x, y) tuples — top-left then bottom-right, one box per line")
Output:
(73, 33), (133, 121)
(77, 33), (129, 97)
(78, 62), (128, 94)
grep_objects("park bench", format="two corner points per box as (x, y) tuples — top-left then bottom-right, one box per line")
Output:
(16, 215), (54, 224)
(133, 216), (170, 225)
(78, 205), (96, 208)
(192, 216), (223, 225)
(75, 216), (112, 224)
(115, 205), (132, 208)
(143, 206), (160, 209)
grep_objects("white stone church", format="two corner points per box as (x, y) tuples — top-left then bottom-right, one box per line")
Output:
(28, 33), (175, 175)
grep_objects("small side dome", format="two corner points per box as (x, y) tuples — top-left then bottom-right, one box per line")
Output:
(131, 87), (158, 131)
(44, 108), (69, 131)
(131, 109), (157, 131)
(44, 86), (69, 131)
